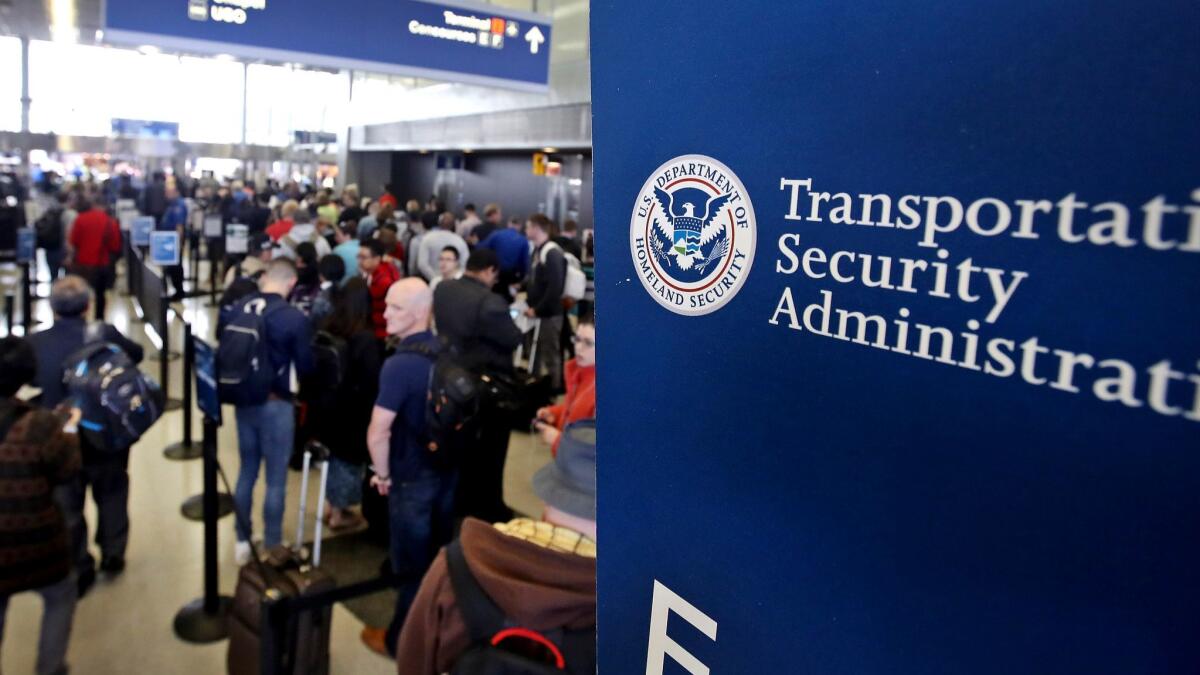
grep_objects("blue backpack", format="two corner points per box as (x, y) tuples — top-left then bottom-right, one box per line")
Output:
(64, 329), (164, 452)
(217, 295), (279, 406)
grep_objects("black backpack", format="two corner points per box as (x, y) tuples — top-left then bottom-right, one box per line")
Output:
(217, 295), (279, 406)
(398, 341), (483, 471)
(35, 206), (64, 249)
(307, 330), (348, 400)
(63, 328), (165, 452)
(445, 540), (595, 675)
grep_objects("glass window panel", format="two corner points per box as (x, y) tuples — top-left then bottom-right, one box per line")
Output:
(246, 65), (348, 146)
(177, 57), (244, 144)
(0, 37), (21, 132)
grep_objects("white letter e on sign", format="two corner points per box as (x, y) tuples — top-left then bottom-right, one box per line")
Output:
(645, 580), (718, 675)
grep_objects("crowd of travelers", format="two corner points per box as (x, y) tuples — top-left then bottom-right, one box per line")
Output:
(0, 172), (597, 674)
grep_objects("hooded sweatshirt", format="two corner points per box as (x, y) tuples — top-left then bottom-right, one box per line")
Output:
(395, 517), (596, 675)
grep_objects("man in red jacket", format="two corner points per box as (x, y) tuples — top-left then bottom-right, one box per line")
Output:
(358, 239), (401, 339)
(67, 198), (121, 320)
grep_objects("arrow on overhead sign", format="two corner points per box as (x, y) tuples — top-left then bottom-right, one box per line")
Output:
(525, 26), (545, 54)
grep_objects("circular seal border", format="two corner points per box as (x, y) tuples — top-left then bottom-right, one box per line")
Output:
(629, 154), (757, 317)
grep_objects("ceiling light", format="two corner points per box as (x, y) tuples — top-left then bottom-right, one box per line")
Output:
(138, 45), (161, 54)
(95, 29), (104, 42)
(214, 53), (236, 62)
(542, 147), (558, 153)
(462, 149), (474, 154)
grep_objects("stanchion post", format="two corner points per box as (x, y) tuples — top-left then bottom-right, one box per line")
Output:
(3, 293), (13, 337)
(209, 240), (219, 306)
(172, 415), (233, 643)
(160, 276), (182, 412)
(201, 416), (219, 613)
(164, 324), (200, 460)
(20, 262), (32, 333)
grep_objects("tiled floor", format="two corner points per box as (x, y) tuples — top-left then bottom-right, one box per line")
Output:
(1, 283), (551, 674)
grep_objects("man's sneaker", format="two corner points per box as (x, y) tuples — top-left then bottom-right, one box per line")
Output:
(234, 541), (252, 566)
(99, 556), (125, 575)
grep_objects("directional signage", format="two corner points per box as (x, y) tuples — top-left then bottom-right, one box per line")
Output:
(194, 336), (222, 424)
(132, 216), (155, 247)
(103, 0), (553, 90)
(203, 215), (223, 238)
(150, 231), (181, 266)
(225, 223), (248, 254)
(111, 118), (179, 140)
(15, 228), (34, 263)
(593, 2), (1200, 674)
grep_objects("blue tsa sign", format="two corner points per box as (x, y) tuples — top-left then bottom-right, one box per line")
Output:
(193, 336), (221, 424)
(104, 0), (552, 90)
(595, 2), (1200, 675)
(15, 228), (35, 263)
(150, 231), (180, 266)
(131, 216), (154, 247)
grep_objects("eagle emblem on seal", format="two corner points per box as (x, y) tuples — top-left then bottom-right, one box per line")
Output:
(648, 186), (732, 274)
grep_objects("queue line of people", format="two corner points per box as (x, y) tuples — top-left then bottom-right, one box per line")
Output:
(1, 176), (598, 674)
(211, 182), (596, 670)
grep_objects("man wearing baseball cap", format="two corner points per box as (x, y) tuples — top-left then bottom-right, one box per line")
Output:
(395, 420), (597, 674)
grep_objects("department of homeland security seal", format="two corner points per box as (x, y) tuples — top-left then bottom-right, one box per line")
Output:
(630, 154), (756, 316)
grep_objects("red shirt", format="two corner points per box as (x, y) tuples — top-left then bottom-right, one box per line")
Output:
(69, 209), (121, 267)
(266, 219), (294, 241)
(366, 262), (401, 339)
(547, 359), (596, 456)
(378, 193), (399, 209)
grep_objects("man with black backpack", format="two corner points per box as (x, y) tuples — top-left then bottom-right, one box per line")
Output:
(29, 276), (147, 597)
(217, 258), (315, 564)
(434, 249), (524, 522)
(395, 420), (597, 675)
(360, 278), (456, 658)
(35, 192), (72, 283)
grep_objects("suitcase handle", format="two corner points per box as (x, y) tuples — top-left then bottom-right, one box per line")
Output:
(295, 441), (331, 568)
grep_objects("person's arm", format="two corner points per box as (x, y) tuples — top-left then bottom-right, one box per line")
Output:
(290, 310), (316, 376)
(105, 325), (145, 364)
(366, 405), (395, 495)
(108, 218), (123, 256)
(29, 410), (82, 485)
(481, 294), (523, 351)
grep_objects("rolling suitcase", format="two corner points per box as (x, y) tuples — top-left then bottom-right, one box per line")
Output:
(228, 445), (335, 675)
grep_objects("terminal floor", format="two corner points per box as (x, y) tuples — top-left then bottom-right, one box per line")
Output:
(1, 285), (551, 674)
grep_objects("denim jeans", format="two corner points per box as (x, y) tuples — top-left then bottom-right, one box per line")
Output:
(234, 399), (295, 547)
(326, 456), (363, 509)
(384, 468), (458, 655)
(0, 574), (77, 675)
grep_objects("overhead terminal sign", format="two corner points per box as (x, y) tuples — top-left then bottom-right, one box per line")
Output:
(104, 0), (552, 90)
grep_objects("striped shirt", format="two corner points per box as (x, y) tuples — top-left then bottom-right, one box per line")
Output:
(0, 402), (79, 596)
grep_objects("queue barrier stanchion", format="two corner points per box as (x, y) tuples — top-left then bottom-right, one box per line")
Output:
(3, 292), (14, 336)
(20, 261), (32, 333)
(146, 263), (183, 412)
(164, 323), (202, 461)
(172, 415), (234, 643)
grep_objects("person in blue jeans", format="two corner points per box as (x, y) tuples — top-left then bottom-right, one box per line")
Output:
(232, 259), (315, 563)
(361, 278), (458, 658)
